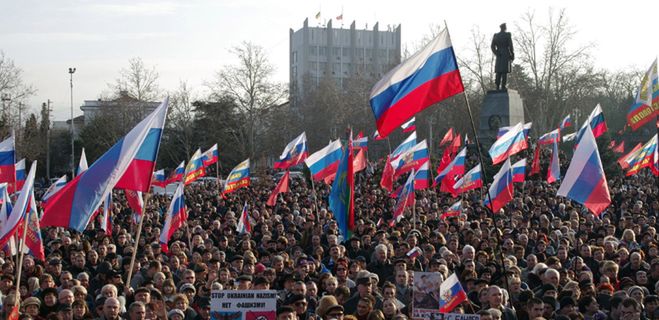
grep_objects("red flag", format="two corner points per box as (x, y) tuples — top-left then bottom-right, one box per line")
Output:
(439, 128), (455, 147)
(436, 146), (453, 175)
(380, 156), (395, 192)
(450, 133), (462, 154)
(7, 305), (19, 320)
(612, 141), (625, 154)
(608, 140), (616, 149)
(267, 171), (290, 206)
(353, 149), (367, 173)
(125, 190), (144, 224)
(530, 146), (541, 176)
(440, 171), (460, 198)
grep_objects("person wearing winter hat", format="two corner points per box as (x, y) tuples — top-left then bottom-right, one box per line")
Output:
(316, 295), (344, 320)
(168, 308), (185, 320)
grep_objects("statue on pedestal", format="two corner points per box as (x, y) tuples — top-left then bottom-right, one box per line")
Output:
(491, 23), (514, 91)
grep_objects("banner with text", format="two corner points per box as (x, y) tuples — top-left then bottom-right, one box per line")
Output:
(211, 290), (277, 320)
(413, 272), (442, 320)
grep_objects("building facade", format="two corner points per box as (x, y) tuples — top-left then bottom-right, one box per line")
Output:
(289, 18), (401, 106)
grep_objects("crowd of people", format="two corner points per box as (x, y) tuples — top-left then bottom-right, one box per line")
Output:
(0, 147), (657, 320)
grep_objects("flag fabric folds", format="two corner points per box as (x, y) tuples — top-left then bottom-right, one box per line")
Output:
(201, 144), (219, 167)
(329, 134), (354, 238)
(305, 139), (343, 182)
(393, 140), (429, 177)
(267, 171), (290, 207)
(114, 97), (168, 192)
(489, 122), (529, 165)
(452, 164), (482, 194)
(159, 182), (186, 253)
(0, 183), (14, 254)
(236, 201), (251, 234)
(352, 149), (367, 174)
(392, 171), (415, 226)
(440, 200), (463, 219)
(435, 147), (466, 187)
(618, 143), (643, 170)
(401, 117), (416, 132)
(184, 149), (206, 185)
(372, 130), (384, 141)
(125, 190), (144, 218)
(353, 132), (368, 151)
(223, 159), (250, 195)
(563, 133), (577, 142)
(512, 159), (527, 183)
(390, 132), (417, 161)
(41, 175), (67, 202)
(612, 141), (625, 154)
(627, 58), (658, 130)
(369, 28), (464, 137)
(0, 133), (15, 193)
(379, 155), (395, 192)
(439, 273), (468, 313)
(274, 132), (308, 169)
(77, 148), (88, 176)
(0, 160), (36, 249)
(41, 99), (169, 232)
(101, 193), (112, 236)
(15, 159), (26, 192)
(557, 126), (611, 216)
(484, 158), (514, 213)
(547, 141), (561, 183)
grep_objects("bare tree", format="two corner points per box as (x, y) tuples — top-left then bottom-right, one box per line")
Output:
(207, 41), (287, 157)
(458, 26), (495, 94)
(110, 57), (160, 101)
(164, 80), (196, 162)
(0, 51), (36, 135)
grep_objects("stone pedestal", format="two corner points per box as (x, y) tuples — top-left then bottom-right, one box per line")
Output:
(478, 89), (525, 148)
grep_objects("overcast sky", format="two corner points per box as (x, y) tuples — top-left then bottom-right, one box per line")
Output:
(1, 0), (657, 121)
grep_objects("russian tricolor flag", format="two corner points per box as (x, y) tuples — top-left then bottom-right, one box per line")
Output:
(77, 148), (88, 176)
(114, 98), (168, 192)
(166, 161), (185, 185)
(576, 104), (608, 141)
(184, 149), (206, 185)
(274, 132), (308, 169)
(0, 133), (16, 193)
(560, 115), (572, 130)
(452, 164), (482, 194)
(626, 134), (657, 176)
(391, 170), (415, 226)
(305, 139), (343, 182)
(372, 130), (385, 141)
(236, 201), (251, 234)
(100, 192), (112, 236)
(538, 129), (561, 145)
(401, 117), (416, 132)
(223, 159), (250, 195)
(15, 159), (26, 192)
(201, 144), (219, 167)
(511, 159), (527, 183)
(413, 159), (430, 190)
(353, 132), (368, 151)
(393, 140), (429, 176)
(484, 158), (514, 213)
(369, 28), (464, 138)
(547, 141), (561, 183)
(41, 98), (169, 232)
(0, 183), (15, 255)
(557, 125), (611, 216)
(152, 169), (167, 188)
(390, 132), (417, 161)
(41, 175), (67, 203)
(18, 191), (45, 261)
(497, 122), (532, 139)
(159, 182), (187, 253)
(439, 273), (468, 313)
(0, 160), (36, 249)
(489, 122), (529, 165)
(440, 200), (462, 219)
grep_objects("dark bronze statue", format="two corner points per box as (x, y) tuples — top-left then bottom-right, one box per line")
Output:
(491, 23), (514, 91)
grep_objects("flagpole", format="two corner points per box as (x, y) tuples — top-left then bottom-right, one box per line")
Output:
(445, 20), (512, 304)
(14, 207), (32, 307)
(309, 177), (320, 224)
(126, 192), (151, 288)
(216, 160), (221, 196)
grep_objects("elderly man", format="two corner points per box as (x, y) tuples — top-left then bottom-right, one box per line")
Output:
(487, 286), (517, 320)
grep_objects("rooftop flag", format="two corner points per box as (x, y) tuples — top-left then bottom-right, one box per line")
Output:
(370, 27), (464, 137)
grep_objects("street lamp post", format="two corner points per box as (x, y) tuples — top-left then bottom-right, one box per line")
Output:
(1, 93), (11, 129)
(69, 67), (76, 178)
